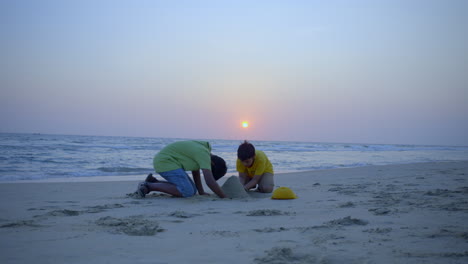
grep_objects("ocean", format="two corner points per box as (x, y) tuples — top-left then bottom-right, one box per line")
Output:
(1, 133), (467, 182)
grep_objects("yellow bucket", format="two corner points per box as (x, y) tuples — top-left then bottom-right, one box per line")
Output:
(271, 187), (297, 199)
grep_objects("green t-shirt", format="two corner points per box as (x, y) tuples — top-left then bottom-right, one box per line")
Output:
(153, 141), (212, 173)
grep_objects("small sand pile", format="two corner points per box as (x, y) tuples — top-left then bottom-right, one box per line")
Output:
(221, 176), (249, 199)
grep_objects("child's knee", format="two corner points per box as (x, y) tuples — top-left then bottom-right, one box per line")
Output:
(179, 185), (197, 197)
(259, 185), (274, 193)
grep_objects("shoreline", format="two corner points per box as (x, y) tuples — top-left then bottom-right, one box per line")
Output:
(2, 160), (467, 184)
(1, 160), (467, 263)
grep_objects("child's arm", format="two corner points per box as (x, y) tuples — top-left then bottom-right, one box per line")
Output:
(243, 155), (267, 190)
(192, 170), (206, 195)
(201, 169), (227, 198)
(244, 174), (263, 190)
(238, 172), (249, 185)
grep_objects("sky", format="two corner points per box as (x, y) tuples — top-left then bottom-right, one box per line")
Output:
(1, 0), (467, 146)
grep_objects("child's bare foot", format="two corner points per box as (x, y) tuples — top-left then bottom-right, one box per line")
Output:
(137, 182), (149, 198)
(145, 173), (159, 183)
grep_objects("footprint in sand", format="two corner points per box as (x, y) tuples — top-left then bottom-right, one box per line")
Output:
(95, 216), (164, 236)
(0, 220), (42, 228)
(246, 209), (295, 216)
(253, 227), (290, 233)
(363, 227), (393, 234)
(46, 209), (81, 216)
(325, 216), (368, 226)
(201, 230), (240, 237)
(254, 247), (319, 264)
(167, 210), (200, 218)
(85, 203), (124, 213)
(369, 208), (391, 215)
(338, 201), (355, 208)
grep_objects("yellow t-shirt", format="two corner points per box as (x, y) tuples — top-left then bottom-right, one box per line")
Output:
(236, 150), (274, 178)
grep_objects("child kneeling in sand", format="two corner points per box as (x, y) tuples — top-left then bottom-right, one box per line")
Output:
(236, 140), (274, 193)
(137, 140), (227, 198)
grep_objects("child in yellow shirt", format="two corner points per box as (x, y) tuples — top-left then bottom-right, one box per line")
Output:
(236, 140), (274, 193)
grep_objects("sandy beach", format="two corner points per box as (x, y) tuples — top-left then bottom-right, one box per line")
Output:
(1, 161), (467, 264)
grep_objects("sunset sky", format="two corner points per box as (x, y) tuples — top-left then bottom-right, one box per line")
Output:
(1, 0), (467, 145)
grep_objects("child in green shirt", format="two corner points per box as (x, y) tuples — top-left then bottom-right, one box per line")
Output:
(137, 140), (227, 198)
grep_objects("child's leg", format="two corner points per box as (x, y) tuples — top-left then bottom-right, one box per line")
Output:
(145, 173), (161, 183)
(257, 173), (274, 193)
(144, 182), (183, 197)
(151, 169), (196, 197)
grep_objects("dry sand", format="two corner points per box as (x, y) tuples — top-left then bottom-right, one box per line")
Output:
(1, 161), (467, 263)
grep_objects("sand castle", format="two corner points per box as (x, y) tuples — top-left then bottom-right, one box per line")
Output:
(221, 176), (250, 199)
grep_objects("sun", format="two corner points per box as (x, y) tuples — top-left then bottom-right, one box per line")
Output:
(242, 121), (249, 128)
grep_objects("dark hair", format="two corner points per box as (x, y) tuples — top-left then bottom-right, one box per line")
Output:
(237, 140), (255, 161)
(211, 155), (227, 181)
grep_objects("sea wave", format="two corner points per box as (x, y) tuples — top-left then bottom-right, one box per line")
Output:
(1, 133), (467, 181)
(97, 167), (152, 173)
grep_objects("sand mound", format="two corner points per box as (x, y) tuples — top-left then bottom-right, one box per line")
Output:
(221, 176), (249, 199)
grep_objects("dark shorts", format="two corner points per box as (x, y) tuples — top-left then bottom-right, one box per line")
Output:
(159, 168), (197, 197)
